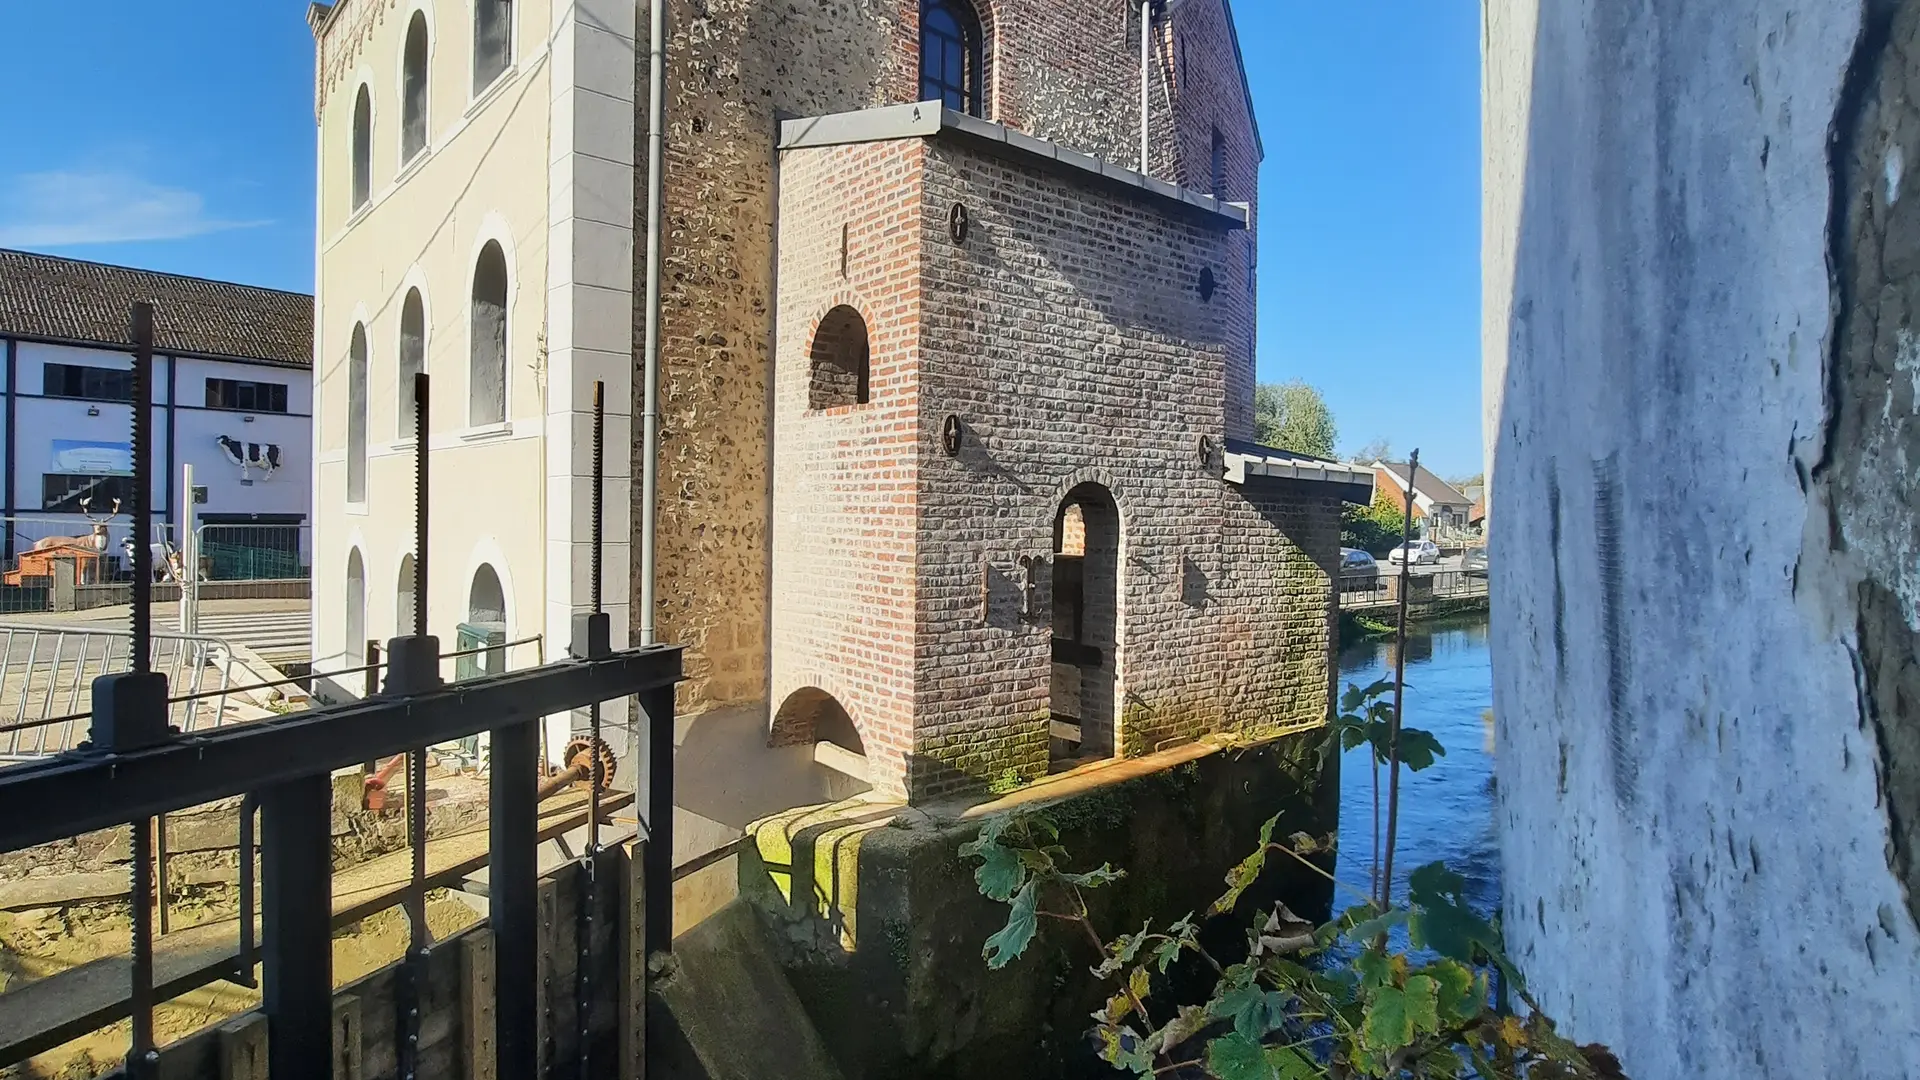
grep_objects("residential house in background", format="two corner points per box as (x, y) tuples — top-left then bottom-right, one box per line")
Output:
(0, 250), (313, 592)
(1371, 460), (1474, 537)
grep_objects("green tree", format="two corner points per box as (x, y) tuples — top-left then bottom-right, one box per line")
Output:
(1342, 487), (1409, 555)
(1255, 381), (1338, 459)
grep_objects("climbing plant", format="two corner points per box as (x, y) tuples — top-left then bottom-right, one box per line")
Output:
(964, 681), (1627, 1080)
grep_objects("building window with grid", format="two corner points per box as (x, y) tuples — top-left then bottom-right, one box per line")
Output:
(42, 362), (132, 402)
(205, 378), (290, 413)
(920, 0), (984, 117)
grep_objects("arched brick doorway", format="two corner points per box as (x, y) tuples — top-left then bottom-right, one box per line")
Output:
(1051, 484), (1120, 765)
(771, 687), (872, 799)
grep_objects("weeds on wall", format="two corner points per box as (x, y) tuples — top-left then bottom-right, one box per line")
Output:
(963, 679), (1628, 1080)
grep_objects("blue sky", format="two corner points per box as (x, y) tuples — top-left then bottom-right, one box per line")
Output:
(0, 1), (1483, 478)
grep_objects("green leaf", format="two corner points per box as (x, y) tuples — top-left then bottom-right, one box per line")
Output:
(1206, 1033), (1277, 1080)
(1213, 834), (1275, 915)
(1421, 1045), (1467, 1078)
(1340, 678), (1393, 714)
(1344, 907), (1409, 944)
(1407, 862), (1468, 904)
(1151, 934), (1185, 974)
(1127, 965), (1153, 1009)
(1152, 1004), (1209, 1056)
(1409, 901), (1501, 966)
(1266, 1046), (1322, 1080)
(1395, 727), (1447, 772)
(1212, 982), (1290, 1042)
(1362, 985), (1417, 1053)
(1352, 947), (1397, 991)
(1015, 847), (1057, 872)
(1400, 974), (1441, 1033)
(1425, 959), (1481, 1024)
(982, 880), (1038, 969)
(1062, 863), (1125, 888)
(1407, 862), (1503, 964)
(967, 840), (1026, 903)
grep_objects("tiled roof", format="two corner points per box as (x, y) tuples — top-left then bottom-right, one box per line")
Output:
(1375, 462), (1473, 507)
(0, 249), (313, 369)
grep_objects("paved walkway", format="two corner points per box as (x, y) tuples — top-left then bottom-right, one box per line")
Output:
(14, 597), (311, 666)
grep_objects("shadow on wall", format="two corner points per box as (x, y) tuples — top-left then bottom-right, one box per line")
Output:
(1488, 2), (1920, 1078)
(676, 703), (871, 848)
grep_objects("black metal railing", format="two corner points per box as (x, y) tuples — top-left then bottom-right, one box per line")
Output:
(0, 306), (679, 1080)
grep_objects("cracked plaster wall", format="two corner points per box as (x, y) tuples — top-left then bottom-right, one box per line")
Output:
(1484, 2), (1920, 1077)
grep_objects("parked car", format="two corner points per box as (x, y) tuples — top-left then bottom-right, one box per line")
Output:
(1387, 539), (1441, 566)
(1340, 547), (1378, 575)
(1462, 546), (1489, 577)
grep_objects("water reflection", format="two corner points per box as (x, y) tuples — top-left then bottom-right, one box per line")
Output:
(1333, 618), (1498, 919)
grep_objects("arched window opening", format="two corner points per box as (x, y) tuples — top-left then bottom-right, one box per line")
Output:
(457, 564), (508, 684)
(399, 288), (425, 435)
(808, 305), (870, 410)
(345, 548), (367, 665)
(396, 554), (416, 636)
(920, 0), (984, 116)
(401, 13), (430, 162)
(347, 323), (369, 503)
(771, 688), (874, 802)
(474, 0), (514, 95)
(470, 242), (508, 425)
(350, 85), (373, 210)
(1050, 484), (1120, 768)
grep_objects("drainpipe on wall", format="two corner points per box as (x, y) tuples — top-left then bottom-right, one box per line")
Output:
(639, 0), (667, 646)
(1140, 0), (1152, 175)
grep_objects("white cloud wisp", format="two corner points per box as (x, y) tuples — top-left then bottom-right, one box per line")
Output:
(0, 170), (267, 247)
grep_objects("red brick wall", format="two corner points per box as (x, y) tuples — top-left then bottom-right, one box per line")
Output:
(639, 0), (1264, 720)
(769, 139), (929, 799)
(911, 137), (1241, 798)
(1169, 0), (1261, 441)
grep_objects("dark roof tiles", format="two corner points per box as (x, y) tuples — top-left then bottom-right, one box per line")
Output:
(0, 249), (313, 369)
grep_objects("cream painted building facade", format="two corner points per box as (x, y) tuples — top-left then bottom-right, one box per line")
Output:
(307, 0), (634, 754)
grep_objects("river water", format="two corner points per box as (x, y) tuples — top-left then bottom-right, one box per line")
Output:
(1331, 616), (1499, 920)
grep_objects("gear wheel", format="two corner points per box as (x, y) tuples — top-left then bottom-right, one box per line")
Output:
(560, 736), (618, 792)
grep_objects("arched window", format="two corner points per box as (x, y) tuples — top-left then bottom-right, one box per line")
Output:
(396, 553), (416, 635)
(469, 564), (506, 626)
(348, 323), (369, 503)
(350, 85), (373, 210)
(808, 305), (870, 410)
(399, 287), (426, 435)
(474, 0), (514, 94)
(345, 548), (367, 662)
(920, 0), (983, 116)
(401, 12), (430, 162)
(470, 242), (508, 425)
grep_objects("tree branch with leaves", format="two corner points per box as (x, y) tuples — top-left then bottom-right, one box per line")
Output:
(963, 681), (1626, 1080)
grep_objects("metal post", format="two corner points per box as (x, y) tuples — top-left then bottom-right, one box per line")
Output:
(491, 718), (540, 1077)
(640, 0), (667, 646)
(179, 462), (196, 637)
(396, 370), (433, 1080)
(259, 772), (333, 1080)
(578, 383), (607, 1076)
(1379, 449), (1421, 911)
(642, 684), (674, 957)
(124, 301), (160, 1080)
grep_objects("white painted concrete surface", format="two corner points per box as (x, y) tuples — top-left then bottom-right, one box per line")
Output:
(1483, 2), (1920, 1078)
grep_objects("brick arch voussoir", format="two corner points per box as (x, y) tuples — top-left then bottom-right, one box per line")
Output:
(769, 675), (866, 749)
